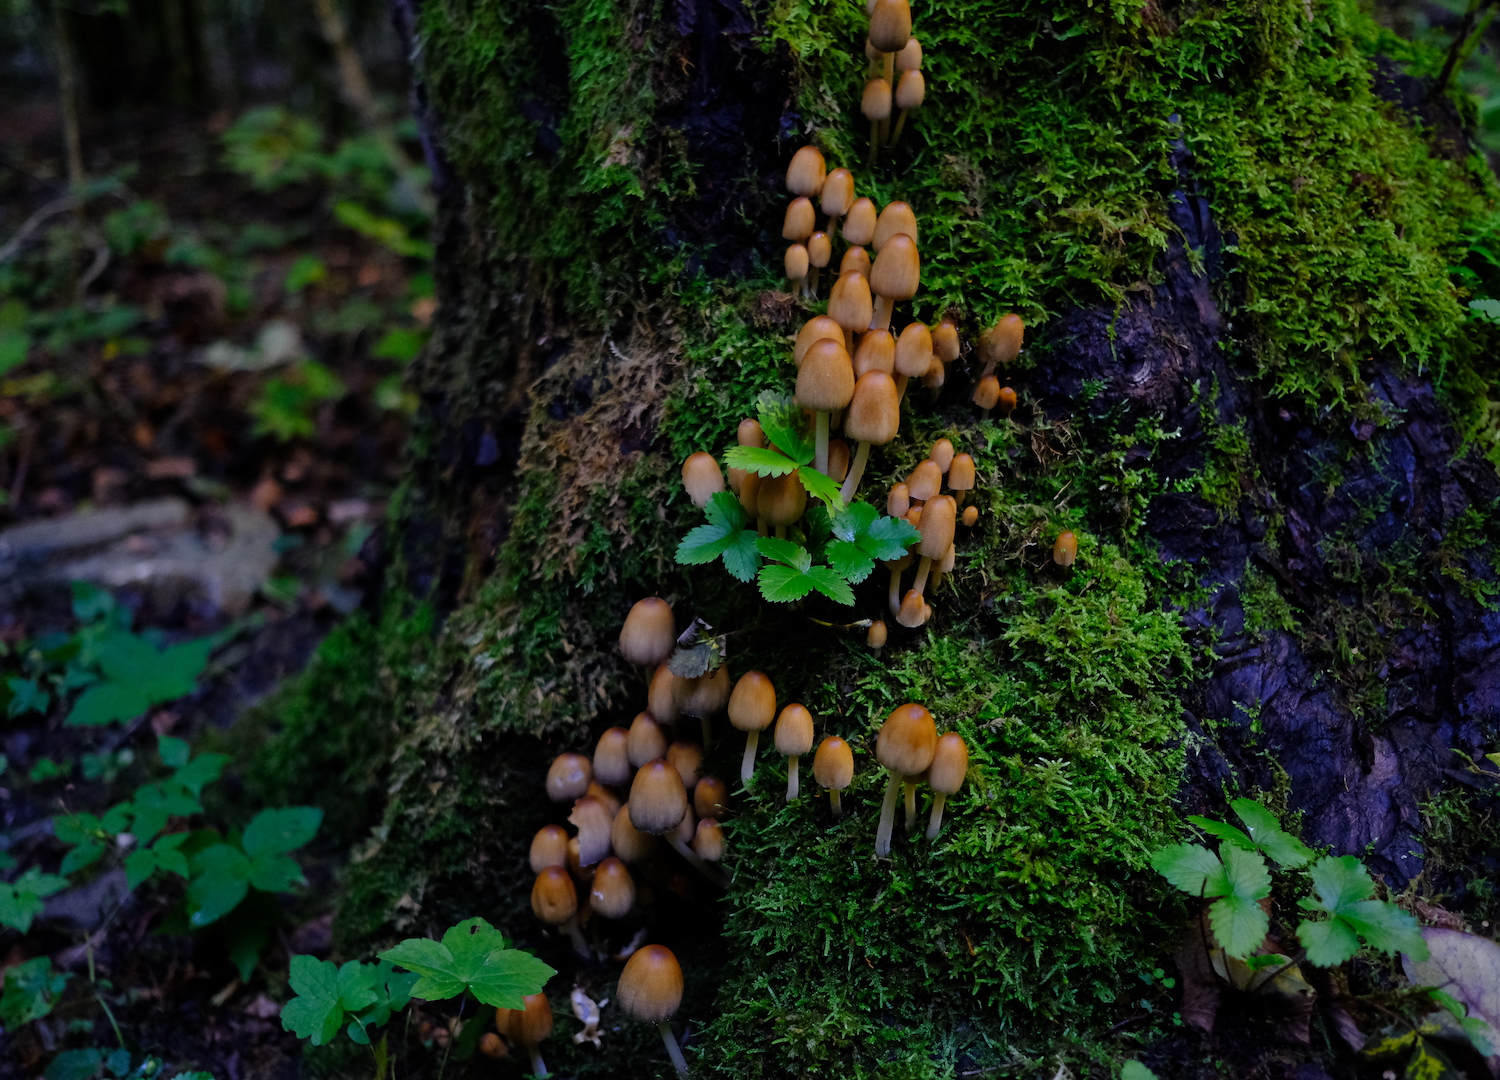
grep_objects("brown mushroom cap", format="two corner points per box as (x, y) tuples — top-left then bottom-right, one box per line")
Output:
(981, 313), (1025, 367)
(918, 495), (957, 559)
(870, 234), (920, 300)
(887, 482), (911, 517)
(796, 338), (856, 412)
(806, 231), (832, 269)
(783, 197), (815, 242)
(873, 201), (918, 251)
(666, 741), (703, 789)
(930, 439), (955, 473)
(692, 818), (725, 862)
(479, 1033), (508, 1059)
(546, 753), (593, 803)
(894, 321), (933, 377)
(594, 726), (632, 786)
(939, 542), (956, 574)
(828, 270), (874, 333)
(948, 453), (975, 491)
(530, 824), (569, 873)
(861, 78), (893, 122)
(586, 780), (622, 817)
(617, 944), (684, 1023)
(531, 866), (578, 925)
(923, 361), (946, 391)
(906, 460), (942, 501)
(867, 620), (889, 649)
(897, 588), (926, 628)
(757, 471), (808, 527)
(997, 386), (1018, 415)
(786, 145), (827, 197)
(932, 318), (961, 362)
(673, 665), (731, 719)
(842, 198), (878, 247)
(812, 736), (855, 790)
(1054, 531), (1078, 567)
(828, 439), (851, 483)
(620, 598), (675, 667)
(895, 69), (925, 110)
(896, 36), (923, 71)
(853, 328), (896, 377)
(569, 795), (614, 866)
(774, 703), (815, 757)
(682, 452), (725, 509)
(589, 857), (636, 919)
(628, 760), (690, 834)
(794, 316), (845, 366)
(611, 803), (659, 862)
(876, 702), (938, 774)
(973, 375), (1002, 410)
(627, 712), (667, 768)
(496, 992), (554, 1046)
(737, 417), (767, 448)
(728, 670), (777, 732)
(844, 371), (901, 445)
(784, 243), (810, 281)
(821, 167), (855, 218)
(962, 505), (979, 527)
(693, 775), (729, 819)
(869, 0), (912, 51)
(648, 665), (681, 726)
(929, 732), (969, 795)
(840, 245), (872, 276)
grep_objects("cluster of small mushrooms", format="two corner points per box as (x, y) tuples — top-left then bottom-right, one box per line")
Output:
(861, 0), (926, 160)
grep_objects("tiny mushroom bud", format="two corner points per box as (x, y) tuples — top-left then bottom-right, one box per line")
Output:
(932, 318), (961, 362)
(532, 865), (579, 925)
(496, 992), (554, 1079)
(618, 945), (689, 1075)
(930, 438), (955, 473)
(569, 796), (614, 866)
(973, 374), (1002, 412)
(979, 313), (1024, 376)
(784, 243), (810, 286)
(774, 704), (815, 801)
(887, 482), (911, 517)
(897, 587), (927, 628)
(797, 337), (856, 475)
(594, 726), (632, 786)
(853, 327), (896, 378)
(611, 803), (659, 862)
(628, 760), (689, 834)
(843, 197), (878, 248)
(926, 732), (969, 839)
(812, 735), (855, 818)
(873, 201), (918, 252)
(893, 320), (932, 397)
(648, 665), (681, 726)
(1054, 530), (1078, 567)
(868, 233), (920, 332)
(530, 824), (569, 873)
(867, 619), (888, 651)
(874, 703), (938, 856)
(589, 856), (636, 919)
(828, 270), (874, 353)
(681, 451), (725, 509)
(869, 0), (913, 52)
(728, 670), (777, 782)
(839, 370), (900, 502)
(628, 711), (667, 768)
(547, 753), (593, 802)
(907, 460), (942, 502)
(666, 741), (703, 789)
(738, 417), (767, 447)
(783, 197), (815, 242)
(821, 167), (855, 223)
(786, 145), (827, 197)
(479, 1033), (508, 1059)
(997, 386), (1018, 416)
(896, 36), (923, 71)
(692, 818), (725, 861)
(620, 598), (676, 668)
(694, 775), (729, 819)
(840, 244), (872, 276)
(948, 453), (975, 505)
(962, 505), (979, 527)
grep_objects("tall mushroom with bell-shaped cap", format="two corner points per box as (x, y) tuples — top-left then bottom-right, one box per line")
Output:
(980, 313), (1024, 377)
(797, 337), (855, 476)
(783, 196), (815, 243)
(841, 244), (872, 276)
(869, 0), (912, 85)
(973, 374), (1002, 415)
(906, 460), (942, 504)
(774, 703), (815, 800)
(681, 452), (725, 508)
(926, 732), (969, 838)
(530, 825), (568, 873)
(532, 866), (588, 953)
(589, 856), (635, 919)
(812, 735), (855, 818)
(794, 315), (844, 367)
(546, 753), (593, 803)
(828, 269), (874, 353)
(728, 669), (776, 782)
(821, 167), (855, 237)
(630, 759), (725, 884)
(569, 795), (613, 866)
(593, 726), (632, 786)
(839, 370), (900, 502)
(618, 944), (689, 1075)
(862, 78), (893, 163)
(872, 201), (917, 251)
(784, 243), (810, 292)
(869, 233), (919, 332)
(890, 69), (925, 145)
(495, 992), (554, 1079)
(843, 197), (877, 248)
(911, 494), (956, 597)
(627, 711), (667, 768)
(874, 703), (937, 856)
(757, 471), (807, 540)
(948, 453), (975, 506)
(648, 665), (680, 726)
(620, 598), (675, 668)
(933, 317), (961, 363)
(893, 320), (932, 398)
(786, 145), (826, 197)
(852, 327), (895, 377)
(805, 231), (832, 297)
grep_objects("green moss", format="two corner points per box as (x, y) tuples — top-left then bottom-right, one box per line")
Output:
(1420, 782), (1500, 929)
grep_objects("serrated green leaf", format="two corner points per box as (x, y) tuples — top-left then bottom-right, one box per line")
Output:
(803, 566), (855, 605)
(1341, 899), (1426, 957)
(66, 681), (152, 726)
(1221, 843), (1272, 899)
(281, 955), (351, 1046)
(758, 563), (816, 602)
(243, 806), (322, 857)
(756, 391), (814, 464)
(248, 851), (306, 893)
(377, 917), (555, 1008)
(172, 752), (229, 796)
(797, 465), (844, 509)
(186, 843), (252, 927)
(0, 868), (70, 933)
(151, 833), (190, 878)
(719, 530), (762, 582)
(830, 502), (878, 541)
(1230, 798), (1315, 867)
(0, 956), (69, 1029)
(60, 839), (105, 876)
(1306, 855), (1375, 912)
(677, 522), (736, 564)
(724, 445), (799, 477)
(756, 536), (812, 571)
(861, 514), (920, 560)
(1186, 815), (1257, 853)
(1209, 893), (1271, 959)
(1297, 912), (1361, 966)
(703, 490), (747, 531)
(1150, 843), (1226, 896)
(826, 539), (876, 583)
(124, 849), (158, 890)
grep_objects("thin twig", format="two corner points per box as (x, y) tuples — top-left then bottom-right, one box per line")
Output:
(0, 195), (76, 263)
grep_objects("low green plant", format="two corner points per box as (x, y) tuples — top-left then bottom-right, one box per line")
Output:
(250, 359), (346, 440)
(0, 867), (69, 933)
(0, 956), (70, 1028)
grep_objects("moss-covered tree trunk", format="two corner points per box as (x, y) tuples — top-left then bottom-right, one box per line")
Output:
(310, 0), (1500, 1073)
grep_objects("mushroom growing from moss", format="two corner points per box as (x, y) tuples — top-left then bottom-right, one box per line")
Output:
(867, 619), (888, 654)
(906, 460), (942, 504)
(666, 741), (703, 789)
(861, 78), (893, 162)
(911, 494), (956, 598)
(853, 327), (895, 378)
(973, 374), (1002, 415)
(495, 992), (554, 1079)
(628, 760), (689, 835)
(797, 337), (856, 475)
(783, 196), (815, 243)
(784, 242), (810, 293)
(806, 230), (832, 296)
(692, 818), (725, 862)
(948, 453), (975, 505)
(926, 732), (968, 839)
(794, 315), (844, 366)
(843, 197), (877, 249)
(694, 775), (728, 819)
(648, 665), (680, 727)
(569, 795), (614, 866)
(872, 201), (917, 251)
(1054, 530), (1078, 567)
(621, 598), (676, 670)
(530, 825), (569, 873)
(962, 505), (979, 527)
(594, 726), (632, 786)
(681, 453), (725, 511)
(611, 802), (659, 862)
(774, 703), (815, 800)
(887, 483), (910, 518)
(874, 703), (937, 856)
(547, 753), (593, 803)
(979, 313), (1024, 377)
(890, 69), (925, 145)
(589, 856), (636, 919)
(532, 866), (587, 953)
(812, 735), (855, 818)
(839, 370), (900, 502)
(628, 711), (667, 768)
(821, 167), (855, 236)
(728, 669), (776, 783)
(618, 944), (689, 1075)
(884, 551), (912, 616)
(840, 244), (872, 277)
(868, 234), (919, 332)
(933, 317), (960, 363)
(786, 145), (826, 197)
(830, 273), (875, 356)
(893, 320), (932, 398)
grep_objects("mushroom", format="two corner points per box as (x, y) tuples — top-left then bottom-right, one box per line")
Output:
(852, 327), (896, 377)
(948, 453), (975, 505)
(926, 732), (968, 839)
(647, 665), (681, 727)
(566, 836), (594, 887)
(774, 703), (815, 800)
(887, 483), (911, 517)
(980, 313), (1025, 377)
(896, 35), (922, 74)
(794, 315), (845, 366)
(1054, 530), (1078, 567)
(796, 337), (855, 476)
(611, 802), (659, 862)
(693, 775), (728, 819)
(962, 505), (979, 527)
(806, 231), (832, 296)
(906, 460), (942, 503)
(785, 243), (810, 293)
(862, 78), (893, 162)
(931, 541), (956, 591)
(738, 417), (767, 448)
(839, 370), (900, 501)
(840, 244), (872, 276)
(569, 795), (614, 866)
(872, 201), (917, 251)
(728, 669), (777, 782)
(593, 726), (632, 786)
(874, 703), (937, 856)
(890, 69), (925, 146)
(843, 197), (877, 249)
(911, 495), (956, 598)
(547, 753), (593, 802)
(973, 374), (1002, 415)
(869, 0), (912, 67)
(868, 234), (919, 332)
(530, 825), (569, 872)
(628, 711), (667, 768)
(479, 1032), (507, 1059)
(783, 196), (815, 243)
(589, 856), (636, 919)
(628, 760), (689, 834)
(929, 438), (955, 473)
(923, 358), (946, 393)
(884, 551), (913, 616)
(932, 318), (960, 363)
(786, 145), (826, 197)
(867, 620), (888, 655)
(739, 471), (763, 525)
(532, 866), (588, 953)
(757, 470), (808, 540)
(812, 735), (855, 818)
(620, 598), (676, 668)
(495, 992), (554, 1078)
(828, 438), (851, 483)
(673, 665), (731, 748)
(821, 167), (855, 237)
(617, 944), (689, 1075)
(997, 386), (1018, 416)
(896, 587), (927, 629)
(692, 818), (725, 861)
(893, 320), (931, 397)
(585, 780), (621, 817)
(666, 741), (703, 789)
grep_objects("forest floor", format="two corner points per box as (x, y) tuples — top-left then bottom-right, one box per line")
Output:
(0, 88), (425, 1078)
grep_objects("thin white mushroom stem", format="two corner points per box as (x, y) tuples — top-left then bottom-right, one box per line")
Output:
(563, 916), (591, 957)
(874, 770), (902, 856)
(815, 411), (831, 474)
(888, 565), (904, 616)
(528, 1045), (549, 1078)
(659, 1021), (690, 1076)
(904, 779), (918, 829)
(741, 730), (760, 783)
(871, 295), (894, 331)
(926, 791), (949, 840)
(830, 789), (844, 818)
(839, 440), (874, 503)
(895, 373), (910, 402)
(668, 834), (731, 888)
(786, 755), (801, 800)
(912, 555), (933, 596)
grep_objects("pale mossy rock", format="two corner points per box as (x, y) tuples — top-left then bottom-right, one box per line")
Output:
(252, 0), (1500, 1074)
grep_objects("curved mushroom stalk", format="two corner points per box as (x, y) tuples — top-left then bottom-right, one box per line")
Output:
(874, 769), (903, 857)
(667, 831), (731, 888)
(741, 729), (760, 783)
(786, 755), (801, 801)
(904, 778), (919, 830)
(527, 1045), (549, 1078)
(659, 1022), (690, 1075)
(926, 791), (949, 840)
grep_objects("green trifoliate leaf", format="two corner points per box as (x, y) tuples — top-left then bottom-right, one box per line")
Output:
(830, 502), (878, 541)
(242, 806), (322, 857)
(797, 465), (844, 510)
(1230, 798), (1314, 867)
(676, 492), (760, 581)
(1150, 843), (1227, 896)
(759, 564), (816, 602)
(756, 391), (813, 464)
(0, 867), (70, 933)
(756, 536), (812, 571)
(1207, 844), (1272, 959)
(724, 445), (799, 477)
(186, 843), (252, 927)
(1295, 855), (1425, 965)
(1303, 854), (1374, 911)
(862, 513), (920, 560)
(1296, 914), (1362, 967)
(377, 917), (555, 1009)
(281, 955), (380, 1046)
(825, 539), (876, 583)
